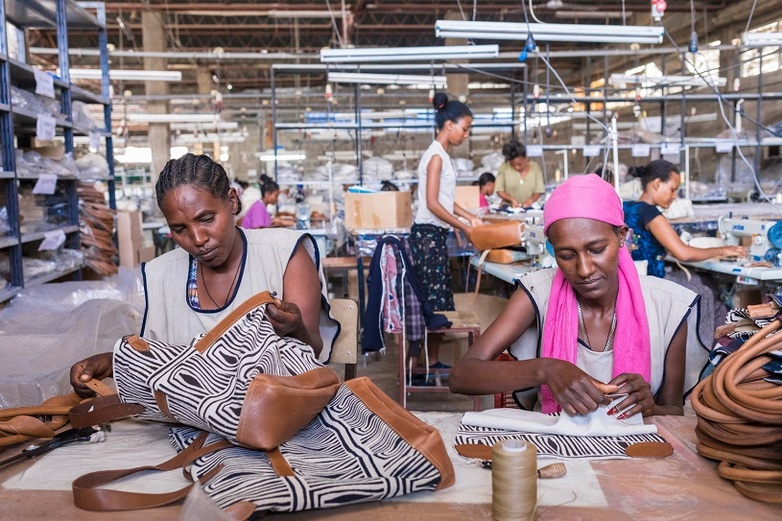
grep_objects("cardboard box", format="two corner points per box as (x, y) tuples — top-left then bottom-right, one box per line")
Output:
(117, 211), (147, 268)
(454, 185), (480, 210)
(344, 191), (412, 230)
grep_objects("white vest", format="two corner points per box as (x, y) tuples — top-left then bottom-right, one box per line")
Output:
(140, 228), (338, 363)
(509, 268), (708, 408)
(414, 140), (456, 229)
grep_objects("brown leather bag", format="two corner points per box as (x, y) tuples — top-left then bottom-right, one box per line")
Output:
(469, 221), (524, 251)
(71, 291), (342, 451)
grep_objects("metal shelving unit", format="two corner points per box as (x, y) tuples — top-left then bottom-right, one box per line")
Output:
(0, 0), (113, 303)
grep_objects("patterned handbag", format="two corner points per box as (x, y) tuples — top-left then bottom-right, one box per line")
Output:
(70, 291), (341, 450)
(72, 377), (455, 516)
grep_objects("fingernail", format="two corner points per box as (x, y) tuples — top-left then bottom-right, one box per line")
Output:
(616, 413), (627, 420)
(607, 407), (617, 415)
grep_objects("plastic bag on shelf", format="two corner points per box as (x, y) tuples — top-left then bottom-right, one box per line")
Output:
(480, 151), (504, 171)
(72, 100), (100, 130)
(76, 153), (110, 179)
(453, 157), (475, 177)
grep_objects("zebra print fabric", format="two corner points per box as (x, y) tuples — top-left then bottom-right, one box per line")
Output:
(112, 298), (325, 441)
(169, 384), (443, 513)
(455, 423), (667, 460)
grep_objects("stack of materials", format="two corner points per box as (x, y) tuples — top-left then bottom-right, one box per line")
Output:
(691, 300), (782, 503)
(77, 182), (117, 276)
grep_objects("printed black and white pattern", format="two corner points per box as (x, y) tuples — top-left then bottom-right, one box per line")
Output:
(113, 301), (323, 440)
(455, 423), (667, 460)
(169, 384), (443, 513)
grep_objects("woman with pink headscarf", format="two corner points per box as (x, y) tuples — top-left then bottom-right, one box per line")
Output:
(450, 174), (708, 418)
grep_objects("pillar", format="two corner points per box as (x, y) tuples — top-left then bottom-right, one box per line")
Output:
(142, 11), (170, 186)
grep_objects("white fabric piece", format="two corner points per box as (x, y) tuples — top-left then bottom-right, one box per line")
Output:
(461, 401), (657, 437)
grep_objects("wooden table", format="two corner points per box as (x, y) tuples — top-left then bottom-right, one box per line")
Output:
(1, 414), (781, 520)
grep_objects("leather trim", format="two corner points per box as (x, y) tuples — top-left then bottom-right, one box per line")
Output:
(235, 368), (340, 450)
(345, 377), (455, 490)
(154, 391), (174, 420)
(266, 447), (295, 477)
(126, 335), (150, 352)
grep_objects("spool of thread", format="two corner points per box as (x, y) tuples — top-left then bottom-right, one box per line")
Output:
(492, 439), (538, 521)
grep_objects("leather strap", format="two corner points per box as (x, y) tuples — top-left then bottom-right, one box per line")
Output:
(69, 392), (146, 429)
(193, 291), (278, 353)
(72, 432), (232, 511)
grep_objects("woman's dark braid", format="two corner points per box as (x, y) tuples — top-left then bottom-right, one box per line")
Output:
(155, 153), (241, 214)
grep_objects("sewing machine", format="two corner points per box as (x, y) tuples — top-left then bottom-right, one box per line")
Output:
(719, 217), (781, 263)
(522, 223), (555, 267)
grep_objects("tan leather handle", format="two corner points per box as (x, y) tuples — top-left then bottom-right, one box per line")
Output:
(193, 290), (278, 353)
(72, 431), (233, 511)
(69, 393), (146, 429)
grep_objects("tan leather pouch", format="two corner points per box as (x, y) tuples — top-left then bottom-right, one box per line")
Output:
(470, 221), (524, 251)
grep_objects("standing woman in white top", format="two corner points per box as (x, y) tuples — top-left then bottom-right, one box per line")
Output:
(409, 93), (482, 370)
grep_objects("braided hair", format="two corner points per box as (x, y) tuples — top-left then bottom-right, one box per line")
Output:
(432, 92), (472, 131)
(156, 153), (241, 215)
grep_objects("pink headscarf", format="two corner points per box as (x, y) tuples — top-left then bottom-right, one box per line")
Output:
(539, 174), (650, 413)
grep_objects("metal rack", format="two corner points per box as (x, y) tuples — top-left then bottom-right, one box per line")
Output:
(0, 0), (114, 304)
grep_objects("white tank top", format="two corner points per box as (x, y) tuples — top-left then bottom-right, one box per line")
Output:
(414, 140), (456, 229)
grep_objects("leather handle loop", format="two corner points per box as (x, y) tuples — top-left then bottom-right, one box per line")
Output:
(193, 291), (278, 353)
(72, 432), (228, 512)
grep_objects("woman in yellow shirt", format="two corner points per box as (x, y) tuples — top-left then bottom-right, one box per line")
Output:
(495, 140), (545, 208)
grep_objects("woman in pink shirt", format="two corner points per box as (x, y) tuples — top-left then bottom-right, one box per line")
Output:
(242, 177), (280, 229)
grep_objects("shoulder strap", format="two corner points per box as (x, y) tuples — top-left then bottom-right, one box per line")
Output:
(193, 290), (278, 353)
(72, 431), (233, 512)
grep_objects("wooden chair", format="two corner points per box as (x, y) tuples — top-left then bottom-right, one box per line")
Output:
(328, 298), (359, 380)
(397, 309), (483, 411)
(493, 352), (521, 409)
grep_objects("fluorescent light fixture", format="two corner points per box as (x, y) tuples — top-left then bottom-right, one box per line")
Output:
(174, 133), (246, 144)
(127, 113), (220, 123)
(327, 72), (447, 87)
(320, 44), (499, 63)
(170, 121), (239, 130)
(554, 11), (630, 20)
(258, 151), (307, 161)
(435, 20), (664, 44)
(115, 146), (152, 164)
(69, 69), (182, 81)
(742, 32), (782, 47)
(267, 10), (342, 19)
(609, 74), (727, 88)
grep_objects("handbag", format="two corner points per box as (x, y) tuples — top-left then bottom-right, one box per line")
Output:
(469, 220), (524, 251)
(72, 376), (456, 517)
(70, 290), (342, 451)
(1, 393), (82, 448)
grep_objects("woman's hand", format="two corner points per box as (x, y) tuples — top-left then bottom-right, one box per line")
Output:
(544, 359), (618, 416)
(267, 300), (306, 341)
(719, 245), (747, 259)
(468, 216), (484, 228)
(606, 373), (655, 418)
(70, 352), (113, 398)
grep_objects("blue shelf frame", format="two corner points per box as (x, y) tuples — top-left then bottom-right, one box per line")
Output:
(0, 1), (113, 303)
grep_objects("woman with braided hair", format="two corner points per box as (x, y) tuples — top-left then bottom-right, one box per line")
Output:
(70, 154), (338, 397)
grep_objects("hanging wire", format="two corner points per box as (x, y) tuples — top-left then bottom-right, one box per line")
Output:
(528, 0), (544, 24)
(455, 0), (468, 21)
(621, 0), (627, 26)
(324, 0), (344, 48)
(743, 0), (760, 36)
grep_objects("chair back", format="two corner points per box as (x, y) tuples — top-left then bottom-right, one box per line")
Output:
(329, 298), (359, 379)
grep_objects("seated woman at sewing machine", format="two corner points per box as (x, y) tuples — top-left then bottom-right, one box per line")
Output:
(623, 159), (746, 347)
(449, 174), (707, 418)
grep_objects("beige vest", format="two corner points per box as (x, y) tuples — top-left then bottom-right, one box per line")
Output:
(509, 268), (707, 408)
(140, 228), (338, 363)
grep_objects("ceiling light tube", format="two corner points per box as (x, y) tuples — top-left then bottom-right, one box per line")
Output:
(258, 151), (306, 161)
(127, 113), (220, 123)
(609, 74), (727, 88)
(69, 69), (182, 81)
(435, 20), (664, 44)
(320, 44), (499, 63)
(742, 32), (782, 47)
(170, 121), (239, 130)
(327, 72), (447, 87)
